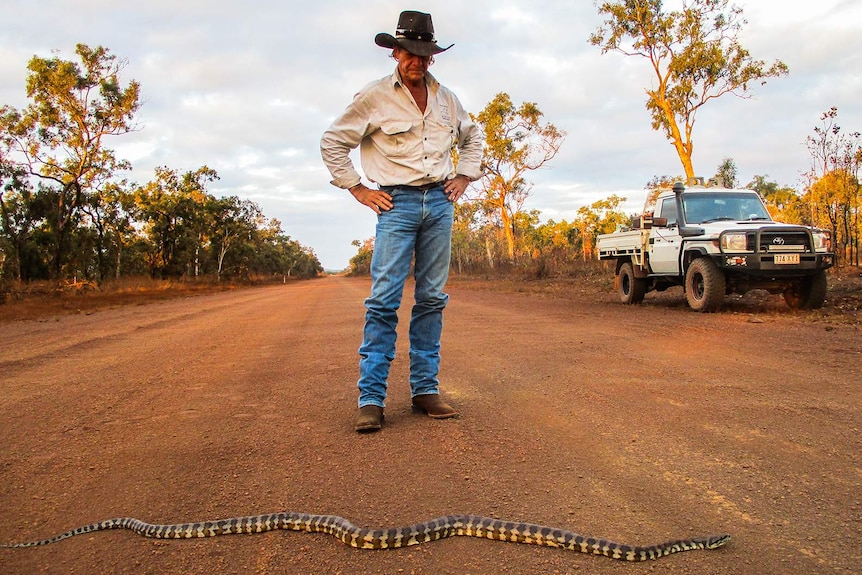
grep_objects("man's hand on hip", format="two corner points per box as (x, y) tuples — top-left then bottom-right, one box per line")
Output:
(444, 175), (470, 202)
(349, 184), (393, 214)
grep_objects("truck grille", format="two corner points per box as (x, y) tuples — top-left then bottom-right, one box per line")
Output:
(759, 230), (811, 253)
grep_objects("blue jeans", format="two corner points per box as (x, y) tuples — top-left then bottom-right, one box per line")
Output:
(357, 185), (454, 408)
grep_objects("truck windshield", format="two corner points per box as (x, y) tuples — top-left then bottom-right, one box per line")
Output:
(682, 192), (772, 224)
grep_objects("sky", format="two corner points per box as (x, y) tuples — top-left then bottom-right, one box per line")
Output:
(1, 1), (860, 270)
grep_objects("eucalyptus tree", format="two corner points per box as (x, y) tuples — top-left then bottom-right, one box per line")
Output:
(0, 44), (140, 279)
(590, 0), (788, 180)
(0, 158), (34, 282)
(474, 92), (565, 262)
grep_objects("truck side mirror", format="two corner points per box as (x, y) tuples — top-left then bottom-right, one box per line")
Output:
(652, 217), (668, 227)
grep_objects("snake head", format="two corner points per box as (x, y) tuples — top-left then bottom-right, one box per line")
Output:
(706, 534), (731, 549)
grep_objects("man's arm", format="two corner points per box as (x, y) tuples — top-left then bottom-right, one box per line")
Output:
(321, 93), (394, 213)
(440, 99), (482, 203)
(453, 98), (483, 183)
(320, 100), (366, 190)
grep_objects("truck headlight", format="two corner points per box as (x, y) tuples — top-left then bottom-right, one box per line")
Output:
(720, 233), (748, 252)
(812, 231), (831, 251)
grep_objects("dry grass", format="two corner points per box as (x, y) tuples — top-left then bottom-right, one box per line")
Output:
(0, 276), (243, 322)
(2, 268), (859, 324)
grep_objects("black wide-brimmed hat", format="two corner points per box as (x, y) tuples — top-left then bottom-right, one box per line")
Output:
(374, 10), (453, 57)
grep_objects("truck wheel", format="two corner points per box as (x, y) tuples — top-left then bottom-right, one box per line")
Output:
(618, 262), (647, 304)
(685, 257), (726, 312)
(783, 270), (828, 309)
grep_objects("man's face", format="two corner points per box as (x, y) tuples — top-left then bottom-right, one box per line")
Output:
(394, 47), (432, 85)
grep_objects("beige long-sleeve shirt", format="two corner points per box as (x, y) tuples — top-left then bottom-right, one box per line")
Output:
(320, 69), (483, 189)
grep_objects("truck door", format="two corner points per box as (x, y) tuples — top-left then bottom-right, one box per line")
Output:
(648, 197), (682, 274)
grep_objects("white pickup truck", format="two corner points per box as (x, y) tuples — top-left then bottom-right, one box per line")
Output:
(596, 181), (835, 311)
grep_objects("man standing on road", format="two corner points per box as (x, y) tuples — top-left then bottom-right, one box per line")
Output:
(321, 10), (482, 432)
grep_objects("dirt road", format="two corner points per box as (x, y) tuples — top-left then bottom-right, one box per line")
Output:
(1, 276), (859, 574)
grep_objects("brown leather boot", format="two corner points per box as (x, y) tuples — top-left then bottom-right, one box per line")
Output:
(411, 394), (459, 419)
(355, 405), (384, 432)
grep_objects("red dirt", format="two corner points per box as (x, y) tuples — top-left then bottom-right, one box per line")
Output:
(1, 273), (860, 574)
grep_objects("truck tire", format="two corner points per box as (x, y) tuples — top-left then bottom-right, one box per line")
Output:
(618, 262), (647, 304)
(685, 257), (726, 312)
(783, 270), (828, 309)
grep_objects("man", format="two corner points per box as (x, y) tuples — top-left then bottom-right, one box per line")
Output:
(321, 11), (482, 432)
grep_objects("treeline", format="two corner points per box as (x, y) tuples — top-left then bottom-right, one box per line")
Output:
(447, 195), (629, 275)
(349, 164), (861, 277)
(0, 44), (321, 292)
(349, 195), (631, 277)
(0, 164), (321, 284)
(442, 165), (860, 277)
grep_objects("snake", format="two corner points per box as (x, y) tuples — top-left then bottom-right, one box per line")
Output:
(0, 511), (730, 561)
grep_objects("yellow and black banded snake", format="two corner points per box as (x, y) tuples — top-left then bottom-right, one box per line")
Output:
(1, 511), (730, 562)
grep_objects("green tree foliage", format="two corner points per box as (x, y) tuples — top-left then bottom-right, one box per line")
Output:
(130, 166), (322, 280)
(348, 238), (374, 276)
(473, 93), (566, 262)
(589, 0), (789, 179)
(714, 157), (738, 188)
(131, 166), (214, 278)
(575, 196), (630, 261)
(747, 174), (805, 225)
(208, 195), (264, 281)
(0, 158), (34, 282)
(0, 44), (140, 278)
(84, 179), (136, 280)
(0, 44), (321, 286)
(451, 200), (484, 274)
(263, 232), (321, 280)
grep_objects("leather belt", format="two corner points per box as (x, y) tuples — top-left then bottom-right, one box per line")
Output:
(379, 181), (445, 192)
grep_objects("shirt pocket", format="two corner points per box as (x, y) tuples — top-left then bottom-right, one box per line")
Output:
(377, 121), (416, 158)
(424, 119), (457, 160)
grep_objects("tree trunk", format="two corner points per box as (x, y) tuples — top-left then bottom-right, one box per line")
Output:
(115, 230), (122, 279)
(653, 94), (696, 180)
(501, 207), (516, 262)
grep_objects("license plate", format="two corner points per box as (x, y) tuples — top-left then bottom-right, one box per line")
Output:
(774, 254), (800, 264)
